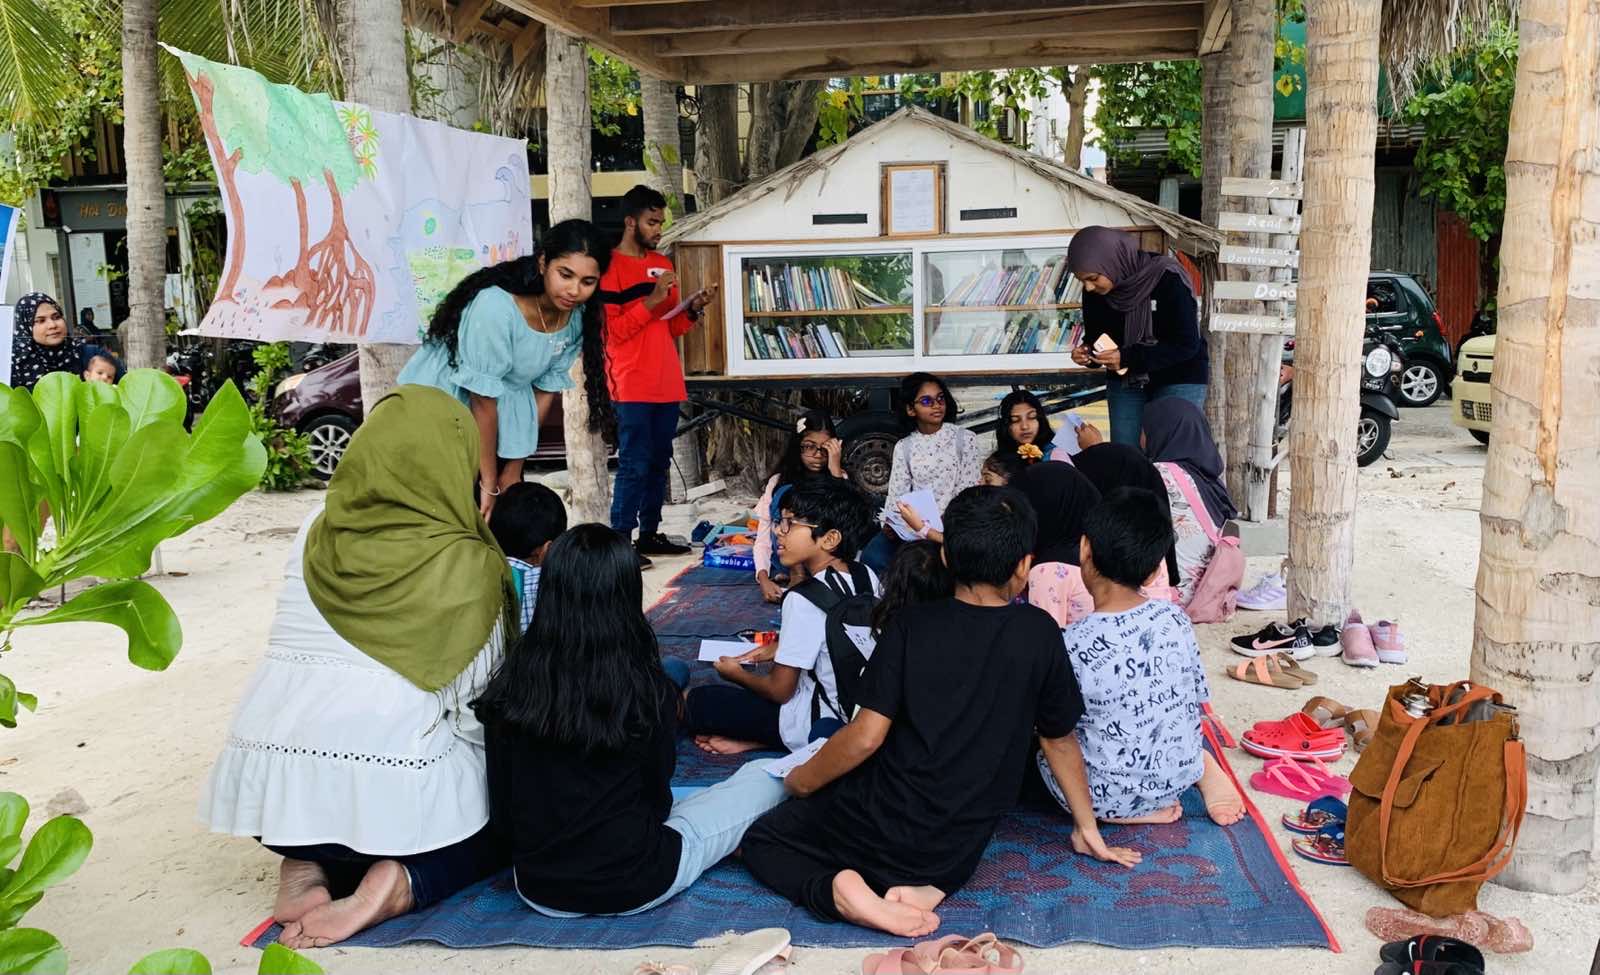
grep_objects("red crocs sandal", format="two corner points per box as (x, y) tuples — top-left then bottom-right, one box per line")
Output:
(1240, 721), (1345, 761)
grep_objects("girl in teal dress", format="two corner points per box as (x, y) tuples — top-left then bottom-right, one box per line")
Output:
(400, 220), (615, 518)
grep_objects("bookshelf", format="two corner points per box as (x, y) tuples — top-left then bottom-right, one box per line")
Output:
(721, 235), (1094, 377)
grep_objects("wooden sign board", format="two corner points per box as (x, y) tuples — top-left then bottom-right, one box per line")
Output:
(1220, 177), (1303, 200)
(1212, 279), (1298, 302)
(1219, 245), (1299, 269)
(1211, 312), (1296, 335)
(881, 162), (946, 238)
(1218, 211), (1302, 234)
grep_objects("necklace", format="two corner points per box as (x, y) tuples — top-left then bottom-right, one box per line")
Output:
(532, 298), (550, 333)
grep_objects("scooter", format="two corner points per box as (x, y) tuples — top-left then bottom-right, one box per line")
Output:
(1277, 327), (1405, 467)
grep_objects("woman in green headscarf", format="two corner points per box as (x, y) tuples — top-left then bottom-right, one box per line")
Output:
(201, 385), (518, 949)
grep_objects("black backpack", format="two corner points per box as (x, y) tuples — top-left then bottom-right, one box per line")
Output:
(787, 562), (879, 723)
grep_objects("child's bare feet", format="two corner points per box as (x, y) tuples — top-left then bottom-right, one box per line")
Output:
(833, 870), (940, 937)
(273, 858), (332, 923)
(1198, 751), (1246, 826)
(1104, 802), (1183, 825)
(694, 735), (765, 755)
(884, 885), (946, 913)
(278, 859), (413, 949)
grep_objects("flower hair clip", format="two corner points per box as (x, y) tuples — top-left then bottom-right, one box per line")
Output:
(1017, 443), (1044, 462)
(796, 418), (808, 433)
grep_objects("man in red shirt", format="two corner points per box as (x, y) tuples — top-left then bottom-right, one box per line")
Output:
(603, 185), (717, 568)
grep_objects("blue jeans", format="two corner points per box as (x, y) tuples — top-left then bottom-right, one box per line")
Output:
(1105, 379), (1209, 446)
(518, 759), (788, 917)
(684, 682), (843, 748)
(611, 401), (681, 536)
(263, 824), (503, 910)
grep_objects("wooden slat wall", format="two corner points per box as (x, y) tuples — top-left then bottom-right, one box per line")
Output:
(672, 244), (726, 375)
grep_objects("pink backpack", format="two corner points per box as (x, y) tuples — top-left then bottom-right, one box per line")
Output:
(1160, 463), (1244, 624)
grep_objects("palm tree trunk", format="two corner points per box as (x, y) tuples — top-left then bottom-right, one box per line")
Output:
(1200, 50), (1233, 454)
(693, 84), (742, 207)
(121, 0), (165, 370)
(1222, 0), (1276, 507)
(548, 27), (612, 524)
(1285, 0), (1380, 625)
(341, 0), (413, 411)
(1469, 0), (1600, 894)
(640, 74), (684, 216)
(1062, 67), (1091, 171)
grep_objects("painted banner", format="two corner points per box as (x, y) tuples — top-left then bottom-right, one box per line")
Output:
(168, 48), (532, 344)
(0, 202), (20, 385)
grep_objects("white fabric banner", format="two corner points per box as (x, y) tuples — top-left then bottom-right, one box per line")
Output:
(170, 48), (532, 344)
(0, 202), (20, 385)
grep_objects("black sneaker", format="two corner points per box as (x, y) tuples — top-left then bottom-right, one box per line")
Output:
(1230, 619), (1314, 661)
(1309, 623), (1342, 656)
(635, 547), (654, 570)
(636, 532), (691, 556)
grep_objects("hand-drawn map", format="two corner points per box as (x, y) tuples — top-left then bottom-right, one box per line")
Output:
(168, 48), (532, 344)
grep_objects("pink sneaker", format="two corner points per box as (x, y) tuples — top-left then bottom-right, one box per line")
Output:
(1370, 620), (1406, 663)
(1341, 610), (1379, 668)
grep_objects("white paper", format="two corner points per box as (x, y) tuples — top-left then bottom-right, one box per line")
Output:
(889, 168), (938, 235)
(662, 288), (705, 321)
(698, 639), (757, 663)
(765, 737), (827, 778)
(885, 488), (943, 542)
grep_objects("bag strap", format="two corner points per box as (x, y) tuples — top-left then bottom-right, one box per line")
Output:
(1159, 462), (1223, 544)
(1375, 687), (1527, 888)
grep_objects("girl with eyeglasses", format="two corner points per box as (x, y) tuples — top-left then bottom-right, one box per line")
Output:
(754, 410), (848, 603)
(861, 372), (982, 573)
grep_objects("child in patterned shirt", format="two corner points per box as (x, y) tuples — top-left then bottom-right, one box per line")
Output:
(489, 482), (568, 633)
(1037, 487), (1246, 832)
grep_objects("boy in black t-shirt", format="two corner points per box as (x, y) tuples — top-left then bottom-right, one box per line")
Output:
(741, 486), (1143, 937)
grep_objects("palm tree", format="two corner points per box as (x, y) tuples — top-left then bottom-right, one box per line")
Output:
(1468, 0), (1600, 894)
(122, 0), (166, 370)
(0, 0), (73, 133)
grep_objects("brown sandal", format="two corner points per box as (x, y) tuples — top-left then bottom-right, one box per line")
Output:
(1343, 708), (1380, 752)
(1274, 653), (1320, 687)
(1300, 695), (1349, 728)
(1228, 655), (1306, 689)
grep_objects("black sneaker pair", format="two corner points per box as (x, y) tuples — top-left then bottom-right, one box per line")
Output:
(1229, 617), (1341, 661)
(1375, 935), (1485, 974)
(634, 531), (691, 569)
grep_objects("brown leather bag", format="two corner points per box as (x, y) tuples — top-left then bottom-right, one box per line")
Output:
(1345, 680), (1527, 917)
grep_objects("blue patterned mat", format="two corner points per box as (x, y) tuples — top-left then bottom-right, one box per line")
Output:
(664, 564), (758, 588)
(247, 584), (1336, 953)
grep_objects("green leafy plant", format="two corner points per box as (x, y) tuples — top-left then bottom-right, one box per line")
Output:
(129, 942), (324, 974)
(0, 370), (266, 702)
(0, 792), (92, 973)
(245, 345), (313, 492)
(587, 47), (639, 137)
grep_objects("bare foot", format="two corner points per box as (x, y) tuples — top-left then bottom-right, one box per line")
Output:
(884, 885), (946, 913)
(1104, 802), (1183, 825)
(833, 870), (940, 937)
(279, 859), (413, 949)
(273, 858), (331, 923)
(1198, 751), (1246, 826)
(694, 735), (765, 755)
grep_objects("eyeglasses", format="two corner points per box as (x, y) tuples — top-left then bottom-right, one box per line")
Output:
(776, 516), (816, 535)
(798, 442), (828, 456)
(915, 393), (947, 408)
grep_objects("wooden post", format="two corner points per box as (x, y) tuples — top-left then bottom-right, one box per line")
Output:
(1469, 0), (1600, 893)
(1200, 50), (1233, 454)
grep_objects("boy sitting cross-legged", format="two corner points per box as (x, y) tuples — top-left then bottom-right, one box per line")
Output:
(1035, 486), (1245, 832)
(740, 485), (1142, 938)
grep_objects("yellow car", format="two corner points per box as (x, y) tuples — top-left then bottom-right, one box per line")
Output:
(1453, 334), (1494, 444)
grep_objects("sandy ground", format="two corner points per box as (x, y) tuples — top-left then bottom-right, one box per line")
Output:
(5, 403), (1597, 974)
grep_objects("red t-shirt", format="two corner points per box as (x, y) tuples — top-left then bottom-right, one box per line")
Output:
(602, 250), (693, 403)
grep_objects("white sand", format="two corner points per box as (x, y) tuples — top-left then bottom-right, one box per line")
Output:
(5, 404), (1596, 974)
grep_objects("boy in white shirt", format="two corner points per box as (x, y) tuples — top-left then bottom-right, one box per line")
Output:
(684, 480), (881, 754)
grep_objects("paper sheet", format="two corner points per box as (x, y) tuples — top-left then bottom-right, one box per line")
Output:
(698, 639), (757, 662)
(764, 737), (827, 778)
(885, 488), (943, 542)
(889, 168), (938, 235)
(662, 289), (705, 320)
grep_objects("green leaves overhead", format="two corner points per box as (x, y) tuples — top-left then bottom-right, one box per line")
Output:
(0, 0), (75, 128)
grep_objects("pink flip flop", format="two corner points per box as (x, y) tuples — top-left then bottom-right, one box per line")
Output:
(1248, 757), (1351, 801)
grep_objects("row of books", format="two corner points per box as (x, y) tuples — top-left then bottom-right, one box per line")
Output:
(935, 313), (1085, 356)
(744, 264), (893, 312)
(937, 254), (1076, 307)
(743, 321), (903, 360)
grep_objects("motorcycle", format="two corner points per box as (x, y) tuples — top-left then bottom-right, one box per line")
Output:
(1277, 327), (1405, 467)
(165, 335), (264, 425)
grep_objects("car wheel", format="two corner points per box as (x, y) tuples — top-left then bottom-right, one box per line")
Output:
(843, 430), (900, 496)
(302, 414), (358, 480)
(1356, 409), (1391, 467)
(1398, 361), (1443, 407)
(1470, 429), (1490, 445)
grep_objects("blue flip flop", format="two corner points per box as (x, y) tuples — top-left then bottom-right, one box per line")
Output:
(1281, 795), (1347, 835)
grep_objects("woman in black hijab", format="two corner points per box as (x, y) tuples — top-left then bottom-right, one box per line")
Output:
(10, 293), (81, 391)
(1014, 461), (1101, 566)
(1073, 442), (1182, 588)
(1140, 398), (1235, 602)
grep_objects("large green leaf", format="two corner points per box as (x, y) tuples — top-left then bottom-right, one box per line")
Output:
(0, 445), (39, 563)
(0, 816), (91, 907)
(73, 380), (117, 418)
(0, 795), (27, 849)
(0, 927), (65, 973)
(0, 674), (36, 730)
(0, 0), (75, 129)
(11, 581), (181, 671)
(28, 374), (77, 504)
(0, 386), (41, 453)
(52, 420), (190, 580)
(0, 553), (44, 613)
(69, 403), (131, 518)
(0, 892), (40, 930)
(128, 948), (213, 974)
(257, 944), (323, 975)
(116, 371), (187, 432)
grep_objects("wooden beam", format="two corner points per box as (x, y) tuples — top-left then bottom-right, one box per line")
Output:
(1198, 0), (1230, 54)
(495, 0), (686, 79)
(452, 0), (498, 41)
(677, 31), (1198, 82)
(613, 0), (1197, 35)
(575, 0), (711, 5)
(654, 5), (1198, 56)
(511, 20), (546, 67)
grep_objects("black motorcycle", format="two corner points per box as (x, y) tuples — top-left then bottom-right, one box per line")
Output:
(1277, 327), (1405, 467)
(165, 335), (264, 425)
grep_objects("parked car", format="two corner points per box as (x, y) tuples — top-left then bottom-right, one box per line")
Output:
(1452, 333), (1495, 444)
(273, 352), (568, 478)
(1366, 272), (1455, 408)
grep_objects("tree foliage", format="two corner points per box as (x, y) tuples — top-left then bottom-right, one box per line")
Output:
(587, 47), (638, 137)
(1403, 24), (1515, 241)
(1092, 61), (1205, 177)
